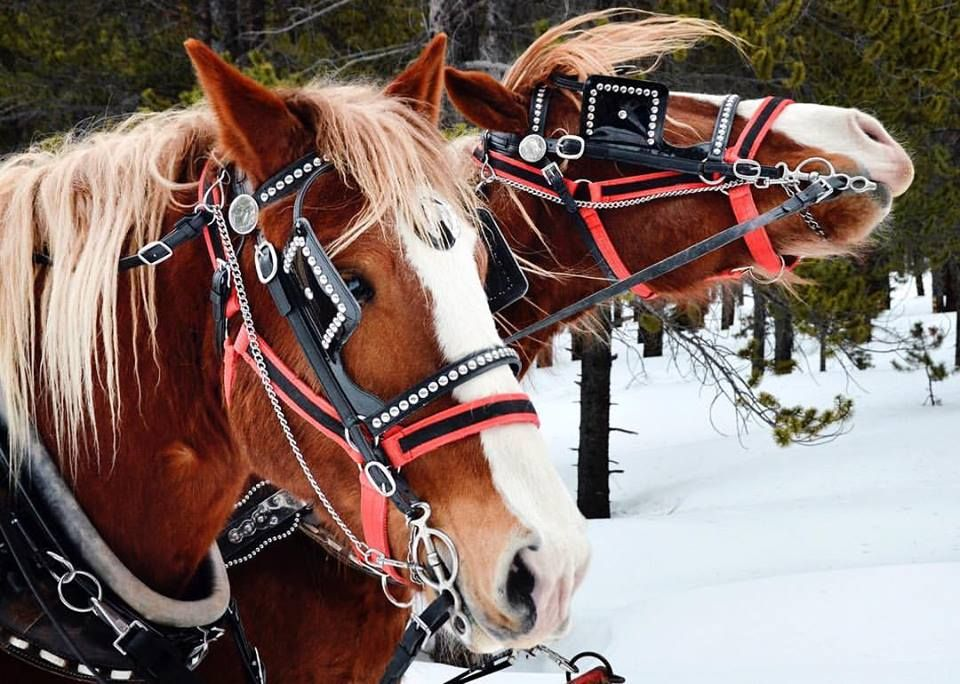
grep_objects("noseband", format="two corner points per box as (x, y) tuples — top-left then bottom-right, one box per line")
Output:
(476, 75), (878, 342)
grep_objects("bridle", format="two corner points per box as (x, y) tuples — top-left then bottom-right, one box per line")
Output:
(475, 74), (878, 343)
(194, 151), (544, 675)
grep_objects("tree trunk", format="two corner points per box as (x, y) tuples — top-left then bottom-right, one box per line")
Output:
(721, 285), (735, 330)
(570, 330), (588, 361)
(819, 330), (828, 372)
(943, 259), (958, 313)
(864, 252), (891, 311)
(208, 0), (240, 57)
(932, 266), (945, 313)
(955, 308), (960, 370)
(640, 315), (663, 358)
(915, 271), (925, 297)
(736, 282), (745, 306)
(611, 301), (624, 328)
(577, 308), (612, 520)
(751, 286), (767, 379)
(772, 302), (794, 374)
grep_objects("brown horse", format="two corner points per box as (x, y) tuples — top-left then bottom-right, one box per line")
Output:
(200, 10), (915, 684)
(0, 36), (589, 683)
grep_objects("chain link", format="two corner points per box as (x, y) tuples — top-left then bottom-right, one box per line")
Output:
(783, 183), (828, 240)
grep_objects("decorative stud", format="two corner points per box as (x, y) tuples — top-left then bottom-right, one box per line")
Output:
(618, 109), (628, 120)
(228, 193), (260, 235)
(518, 134), (548, 163)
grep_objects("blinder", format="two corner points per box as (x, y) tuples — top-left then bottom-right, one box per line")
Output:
(477, 207), (528, 313)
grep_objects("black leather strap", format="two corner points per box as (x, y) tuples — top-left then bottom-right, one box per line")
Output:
(379, 592), (454, 684)
(118, 209), (213, 271)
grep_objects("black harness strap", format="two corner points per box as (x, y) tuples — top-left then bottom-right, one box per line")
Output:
(378, 592), (454, 684)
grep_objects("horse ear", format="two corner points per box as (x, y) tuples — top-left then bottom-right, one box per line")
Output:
(444, 67), (528, 133)
(385, 34), (448, 124)
(184, 39), (306, 182)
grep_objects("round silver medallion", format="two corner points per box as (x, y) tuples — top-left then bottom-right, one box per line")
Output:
(228, 193), (260, 235)
(518, 134), (547, 163)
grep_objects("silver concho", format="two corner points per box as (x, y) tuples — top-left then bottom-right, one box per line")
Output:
(518, 134), (547, 163)
(228, 193), (260, 235)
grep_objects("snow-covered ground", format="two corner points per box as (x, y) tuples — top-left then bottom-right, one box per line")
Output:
(411, 275), (960, 683)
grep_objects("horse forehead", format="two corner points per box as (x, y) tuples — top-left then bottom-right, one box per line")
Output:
(397, 212), (521, 399)
(674, 91), (863, 157)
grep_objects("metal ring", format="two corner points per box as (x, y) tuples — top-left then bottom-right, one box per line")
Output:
(57, 569), (103, 614)
(381, 575), (415, 609)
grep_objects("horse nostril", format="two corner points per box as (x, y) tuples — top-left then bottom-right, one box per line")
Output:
(505, 551), (537, 631)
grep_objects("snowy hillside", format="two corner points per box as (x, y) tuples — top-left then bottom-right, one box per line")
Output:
(411, 276), (960, 683)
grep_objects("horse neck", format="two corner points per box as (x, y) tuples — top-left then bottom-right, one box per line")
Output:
(37, 210), (248, 598)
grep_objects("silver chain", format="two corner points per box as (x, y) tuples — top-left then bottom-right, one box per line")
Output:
(481, 171), (748, 209)
(206, 193), (371, 560)
(783, 183), (828, 239)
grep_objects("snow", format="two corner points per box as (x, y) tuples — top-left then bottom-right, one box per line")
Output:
(410, 275), (960, 683)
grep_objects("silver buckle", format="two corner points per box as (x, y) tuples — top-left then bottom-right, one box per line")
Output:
(363, 461), (397, 498)
(556, 134), (586, 160)
(136, 241), (173, 266)
(732, 158), (762, 181)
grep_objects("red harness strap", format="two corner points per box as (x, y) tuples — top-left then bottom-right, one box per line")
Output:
(723, 96), (793, 276)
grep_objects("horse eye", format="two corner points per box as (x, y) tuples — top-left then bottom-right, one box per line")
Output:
(345, 274), (374, 306)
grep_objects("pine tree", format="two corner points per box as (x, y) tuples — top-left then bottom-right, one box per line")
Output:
(790, 259), (885, 372)
(893, 322), (949, 406)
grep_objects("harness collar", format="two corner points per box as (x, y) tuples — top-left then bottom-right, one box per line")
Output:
(0, 417), (263, 683)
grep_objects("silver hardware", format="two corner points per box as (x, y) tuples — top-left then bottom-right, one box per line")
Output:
(47, 551), (103, 614)
(136, 241), (173, 266)
(531, 645), (580, 674)
(556, 134), (586, 160)
(364, 461), (398, 498)
(617, 109), (628, 119)
(518, 134), (548, 163)
(254, 240), (278, 284)
(227, 193), (260, 235)
(732, 158), (762, 180)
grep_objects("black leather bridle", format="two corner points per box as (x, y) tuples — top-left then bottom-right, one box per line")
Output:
(475, 74), (879, 343)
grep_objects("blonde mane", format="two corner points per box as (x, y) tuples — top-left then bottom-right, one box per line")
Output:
(503, 9), (740, 92)
(0, 80), (476, 473)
